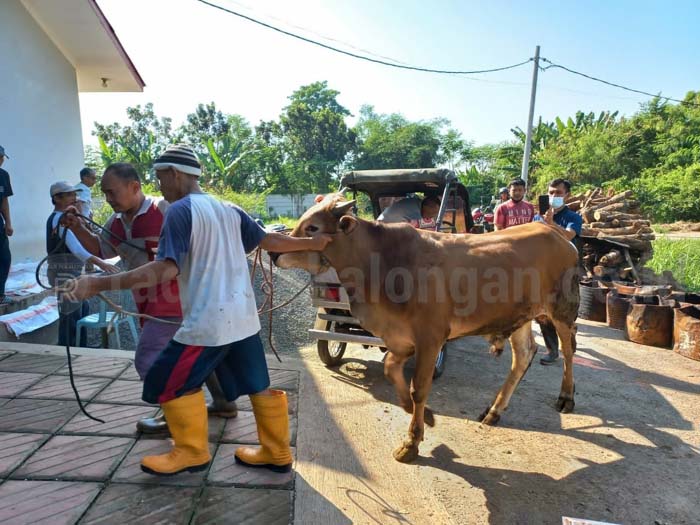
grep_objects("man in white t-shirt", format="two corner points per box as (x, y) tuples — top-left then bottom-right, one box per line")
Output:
(75, 168), (97, 219)
(64, 145), (331, 476)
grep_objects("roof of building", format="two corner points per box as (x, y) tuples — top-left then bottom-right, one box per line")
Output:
(22, 0), (144, 92)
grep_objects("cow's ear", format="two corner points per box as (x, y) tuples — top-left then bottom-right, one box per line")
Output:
(338, 215), (358, 234)
(332, 200), (356, 217)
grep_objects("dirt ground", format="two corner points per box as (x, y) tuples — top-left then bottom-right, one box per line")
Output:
(290, 320), (700, 525)
(656, 222), (700, 235)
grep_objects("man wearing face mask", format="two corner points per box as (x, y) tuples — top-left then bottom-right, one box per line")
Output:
(534, 178), (582, 364)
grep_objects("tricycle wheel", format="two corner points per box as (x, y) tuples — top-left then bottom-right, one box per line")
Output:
(315, 314), (347, 367)
(433, 345), (447, 379)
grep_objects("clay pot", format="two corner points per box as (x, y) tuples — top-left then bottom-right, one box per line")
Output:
(607, 291), (632, 331)
(626, 296), (673, 348)
(579, 280), (610, 322)
(673, 305), (700, 361)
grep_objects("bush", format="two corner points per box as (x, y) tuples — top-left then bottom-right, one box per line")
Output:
(646, 238), (700, 292)
(634, 164), (700, 223)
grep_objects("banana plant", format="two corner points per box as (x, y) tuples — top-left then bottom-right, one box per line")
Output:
(202, 136), (257, 190)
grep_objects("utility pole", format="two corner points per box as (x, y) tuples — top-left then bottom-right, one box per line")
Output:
(521, 45), (540, 185)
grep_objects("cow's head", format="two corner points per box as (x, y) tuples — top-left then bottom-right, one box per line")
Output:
(274, 193), (357, 273)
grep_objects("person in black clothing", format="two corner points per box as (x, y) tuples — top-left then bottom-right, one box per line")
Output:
(0, 145), (14, 305)
(46, 181), (116, 345)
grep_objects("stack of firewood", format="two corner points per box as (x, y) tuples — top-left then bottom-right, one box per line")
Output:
(566, 187), (654, 282)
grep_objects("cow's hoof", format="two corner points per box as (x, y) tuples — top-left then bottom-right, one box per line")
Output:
(393, 442), (419, 463)
(478, 408), (501, 426)
(556, 396), (575, 413)
(424, 408), (436, 427)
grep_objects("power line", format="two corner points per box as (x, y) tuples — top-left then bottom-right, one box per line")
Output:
(195, 0), (534, 76)
(540, 57), (700, 107)
(221, 0), (410, 66)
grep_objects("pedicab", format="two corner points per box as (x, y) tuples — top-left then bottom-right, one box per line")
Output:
(309, 168), (473, 378)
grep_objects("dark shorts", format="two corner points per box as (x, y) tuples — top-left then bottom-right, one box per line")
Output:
(134, 318), (181, 380)
(142, 332), (270, 404)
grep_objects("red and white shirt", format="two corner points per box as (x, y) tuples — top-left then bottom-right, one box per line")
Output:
(494, 199), (535, 229)
(100, 196), (182, 320)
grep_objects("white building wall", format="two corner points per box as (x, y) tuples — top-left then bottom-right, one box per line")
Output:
(0, 1), (85, 260)
(265, 194), (318, 218)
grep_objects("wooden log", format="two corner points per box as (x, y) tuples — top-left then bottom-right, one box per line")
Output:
(580, 229), (600, 238)
(590, 212), (646, 223)
(596, 234), (653, 252)
(588, 225), (653, 236)
(567, 200), (582, 212)
(587, 219), (650, 228)
(592, 200), (640, 221)
(619, 267), (633, 280)
(593, 265), (618, 278)
(582, 188), (601, 209)
(581, 191), (635, 222)
(599, 250), (623, 267)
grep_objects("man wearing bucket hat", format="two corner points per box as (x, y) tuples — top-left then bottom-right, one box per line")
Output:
(47, 181), (117, 345)
(0, 145), (14, 305)
(64, 144), (332, 476)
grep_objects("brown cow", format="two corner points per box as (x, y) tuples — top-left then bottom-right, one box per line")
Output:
(274, 194), (579, 463)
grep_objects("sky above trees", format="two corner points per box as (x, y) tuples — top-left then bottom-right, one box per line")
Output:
(80, 0), (700, 147)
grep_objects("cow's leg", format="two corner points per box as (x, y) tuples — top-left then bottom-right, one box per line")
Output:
(479, 323), (537, 425)
(383, 351), (412, 414)
(393, 342), (441, 463)
(552, 319), (575, 413)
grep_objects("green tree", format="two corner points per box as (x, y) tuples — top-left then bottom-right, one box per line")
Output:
(353, 105), (447, 169)
(278, 81), (356, 193)
(93, 103), (173, 179)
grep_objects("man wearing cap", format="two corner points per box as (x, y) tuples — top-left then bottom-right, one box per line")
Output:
(64, 144), (332, 476)
(0, 146), (14, 305)
(63, 162), (238, 433)
(47, 181), (117, 345)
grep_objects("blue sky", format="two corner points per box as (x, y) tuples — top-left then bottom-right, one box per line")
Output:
(80, 0), (700, 147)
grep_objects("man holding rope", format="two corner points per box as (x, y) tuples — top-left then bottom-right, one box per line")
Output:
(64, 144), (331, 476)
(62, 162), (238, 433)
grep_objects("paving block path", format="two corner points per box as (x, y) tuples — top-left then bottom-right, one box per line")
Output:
(0, 350), (298, 524)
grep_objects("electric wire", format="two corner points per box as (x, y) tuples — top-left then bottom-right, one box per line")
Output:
(195, 0), (534, 75)
(540, 57), (700, 108)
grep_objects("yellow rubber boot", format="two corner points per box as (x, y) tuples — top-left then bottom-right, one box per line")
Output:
(234, 389), (293, 473)
(141, 390), (211, 476)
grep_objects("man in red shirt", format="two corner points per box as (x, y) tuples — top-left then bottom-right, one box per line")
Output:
(494, 178), (534, 230)
(65, 163), (237, 432)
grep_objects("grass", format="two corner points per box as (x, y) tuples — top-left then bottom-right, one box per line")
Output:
(646, 238), (700, 292)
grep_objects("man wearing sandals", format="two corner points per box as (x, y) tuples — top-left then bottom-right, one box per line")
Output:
(65, 144), (331, 475)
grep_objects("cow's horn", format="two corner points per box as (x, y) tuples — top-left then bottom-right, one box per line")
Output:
(332, 200), (356, 217)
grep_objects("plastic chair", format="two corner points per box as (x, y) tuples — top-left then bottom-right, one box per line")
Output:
(75, 291), (139, 349)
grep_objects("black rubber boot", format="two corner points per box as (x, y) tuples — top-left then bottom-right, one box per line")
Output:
(538, 319), (560, 365)
(205, 373), (238, 418)
(539, 349), (560, 365)
(136, 411), (169, 434)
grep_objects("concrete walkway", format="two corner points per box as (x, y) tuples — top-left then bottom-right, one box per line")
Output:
(0, 344), (298, 524)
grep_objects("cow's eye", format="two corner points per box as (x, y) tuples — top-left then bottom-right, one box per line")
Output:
(305, 225), (319, 233)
